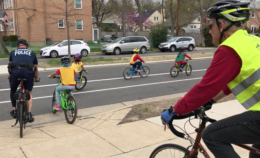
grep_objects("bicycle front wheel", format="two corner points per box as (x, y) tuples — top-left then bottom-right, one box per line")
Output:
(170, 66), (179, 78)
(75, 76), (87, 90)
(150, 144), (196, 158)
(64, 96), (78, 124)
(52, 90), (57, 114)
(185, 64), (192, 76)
(139, 66), (150, 77)
(19, 103), (23, 138)
(123, 67), (133, 80)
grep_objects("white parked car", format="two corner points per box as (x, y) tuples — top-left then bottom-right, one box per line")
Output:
(40, 40), (90, 58)
(158, 36), (196, 52)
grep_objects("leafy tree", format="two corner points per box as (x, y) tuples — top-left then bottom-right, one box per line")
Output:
(150, 23), (168, 48)
(202, 27), (214, 47)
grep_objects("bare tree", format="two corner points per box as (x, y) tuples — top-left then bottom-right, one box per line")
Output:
(135, 0), (143, 31)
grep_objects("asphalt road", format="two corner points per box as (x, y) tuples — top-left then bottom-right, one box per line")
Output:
(0, 59), (212, 121)
(0, 49), (216, 64)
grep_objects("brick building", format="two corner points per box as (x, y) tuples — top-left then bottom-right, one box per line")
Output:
(0, 0), (92, 45)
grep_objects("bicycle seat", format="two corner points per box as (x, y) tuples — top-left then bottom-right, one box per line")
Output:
(17, 78), (27, 82)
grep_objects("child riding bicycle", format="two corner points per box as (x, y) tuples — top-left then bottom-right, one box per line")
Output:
(48, 56), (76, 110)
(130, 48), (145, 72)
(71, 54), (88, 82)
(175, 47), (192, 71)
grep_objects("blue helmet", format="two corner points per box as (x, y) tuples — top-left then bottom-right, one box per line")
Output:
(61, 56), (70, 65)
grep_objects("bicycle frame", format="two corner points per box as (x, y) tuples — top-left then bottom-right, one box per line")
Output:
(56, 81), (74, 111)
(129, 63), (144, 75)
(183, 113), (260, 158)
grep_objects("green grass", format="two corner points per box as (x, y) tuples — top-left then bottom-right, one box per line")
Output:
(47, 57), (126, 66)
(150, 47), (159, 52)
(0, 53), (8, 58)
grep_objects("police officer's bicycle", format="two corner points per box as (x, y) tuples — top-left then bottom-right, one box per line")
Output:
(49, 76), (78, 124)
(12, 78), (40, 138)
(170, 59), (192, 78)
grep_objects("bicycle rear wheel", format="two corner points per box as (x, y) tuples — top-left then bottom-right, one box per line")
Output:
(139, 66), (150, 77)
(150, 144), (197, 158)
(123, 67), (133, 80)
(75, 76), (87, 90)
(52, 90), (57, 114)
(19, 103), (23, 138)
(64, 96), (78, 124)
(185, 64), (192, 76)
(170, 66), (179, 78)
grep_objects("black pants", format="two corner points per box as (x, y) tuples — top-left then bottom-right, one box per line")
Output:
(131, 61), (142, 69)
(202, 111), (260, 158)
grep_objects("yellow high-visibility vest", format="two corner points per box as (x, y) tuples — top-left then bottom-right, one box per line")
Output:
(220, 29), (260, 111)
(59, 67), (76, 85)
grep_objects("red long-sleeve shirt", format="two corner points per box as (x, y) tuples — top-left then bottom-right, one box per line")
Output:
(174, 45), (242, 115)
(131, 54), (145, 63)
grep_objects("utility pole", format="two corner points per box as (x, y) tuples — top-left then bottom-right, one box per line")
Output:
(122, 0), (126, 36)
(65, 0), (71, 57)
(162, 0), (164, 24)
(175, 0), (179, 36)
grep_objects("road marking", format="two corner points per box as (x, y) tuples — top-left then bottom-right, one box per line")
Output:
(0, 77), (202, 104)
(0, 69), (207, 92)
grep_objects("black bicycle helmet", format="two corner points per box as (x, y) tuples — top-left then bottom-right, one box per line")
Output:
(208, 1), (250, 24)
(179, 47), (186, 52)
(17, 39), (28, 46)
(61, 56), (70, 64)
(207, 1), (250, 44)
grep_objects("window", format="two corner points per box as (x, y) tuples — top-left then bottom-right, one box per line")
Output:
(251, 25), (257, 33)
(75, 20), (83, 30)
(8, 0), (12, 7)
(75, 0), (82, 9)
(0, 23), (3, 31)
(60, 41), (68, 47)
(58, 19), (64, 28)
(9, 19), (13, 30)
(154, 16), (159, 21)
(138, 37), (146, 42)
(176, 38), (183, 42)
(71, 41), (82, 45)
(130, 37), (139, 42)
(252, 12), (255, 18)
(122, 37), (130, 43)
(198, 16), (201, 22)
(4, 0), (7, 9)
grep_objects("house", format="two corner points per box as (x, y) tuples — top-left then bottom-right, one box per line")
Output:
(186, 16), (201, 29)
(0, 0), (92, 45)
(134, 10), (163, 31)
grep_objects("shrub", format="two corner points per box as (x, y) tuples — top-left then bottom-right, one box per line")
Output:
(9, 35), (18, 42)
(2, 36), (9, 42)
(202, 27), (214, 47)
(150, 23), (168, 48)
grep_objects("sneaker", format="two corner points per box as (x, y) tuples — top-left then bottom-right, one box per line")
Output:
(27, 113), (34, 123)
(136, 69), (141, 72)
(10, 110), (17, 119)
(53, 104), (61, 110)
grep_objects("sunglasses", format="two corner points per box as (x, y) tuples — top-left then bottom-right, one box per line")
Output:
(208, 22), (216, 30)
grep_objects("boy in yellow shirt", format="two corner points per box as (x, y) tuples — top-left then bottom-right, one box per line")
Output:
(48, 56), (76, 110)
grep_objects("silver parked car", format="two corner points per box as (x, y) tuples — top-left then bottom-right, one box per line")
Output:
(102, 36), (151, 55)
(158, 36), (196, 52)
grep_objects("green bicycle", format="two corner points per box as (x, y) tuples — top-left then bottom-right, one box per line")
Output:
(49, 76), (78, 124)
(170, 59), (192, 78)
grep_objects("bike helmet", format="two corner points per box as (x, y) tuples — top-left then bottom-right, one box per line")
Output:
(179, 47), (186, 52)
(17, 39), (28, 47)
(61, 56), (70, 65)
(74, 54), (82, 61)
(133, 48), (140, 54)
(207, 1), (250, 44)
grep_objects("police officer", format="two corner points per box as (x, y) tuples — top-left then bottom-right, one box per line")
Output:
(9, 39), (39, 123)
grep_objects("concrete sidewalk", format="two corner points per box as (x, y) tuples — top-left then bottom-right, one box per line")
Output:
(0, 93), (249, 158)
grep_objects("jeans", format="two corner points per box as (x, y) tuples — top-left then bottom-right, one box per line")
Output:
(131, 61), (142, 69)
(202, 111), (260, 158)
(55, 85), (74, 104)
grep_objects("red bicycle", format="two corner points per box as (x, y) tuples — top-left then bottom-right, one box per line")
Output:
(149, 104), (260, 158)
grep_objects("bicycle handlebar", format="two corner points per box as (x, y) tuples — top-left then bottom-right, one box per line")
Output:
(168, 104), (215, 139)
